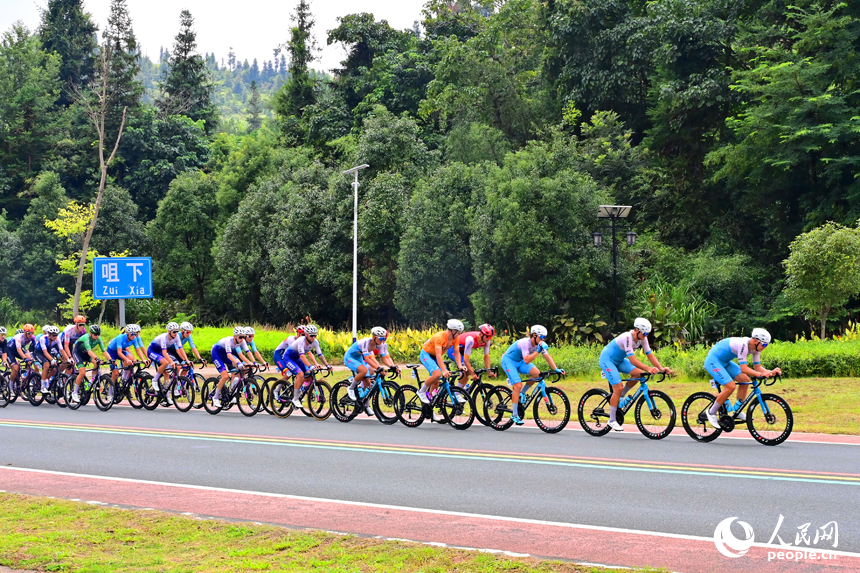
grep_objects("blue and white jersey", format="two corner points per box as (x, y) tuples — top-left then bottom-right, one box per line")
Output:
(178, 333), (196, 350)
(710, 337), (760, 366)
(275, 335), (297, 353)
(108, 333), (143, 353)
(503, 338), (548, 362)
(288, 335), (322, 357)
(147, 332), (182, 353)
(7, 332), (35, 353)
(59, 324), (85, 346)
(603, 331), (652, 363)
(35, 334), (61, 356)
(213, 336), (244, 355)
(346, 338), (388, 360)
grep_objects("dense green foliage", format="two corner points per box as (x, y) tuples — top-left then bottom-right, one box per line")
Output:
(1, 0), (860, 343)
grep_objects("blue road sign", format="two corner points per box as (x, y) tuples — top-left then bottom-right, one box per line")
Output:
(93, 257), (153, 300)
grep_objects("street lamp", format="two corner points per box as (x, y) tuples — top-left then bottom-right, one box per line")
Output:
(593, 205), (634, 326)
(343, 164), (369, 343)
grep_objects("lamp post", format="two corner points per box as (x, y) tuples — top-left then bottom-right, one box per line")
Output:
(592, 205), (636, 326)
(342, 164), (369, 343)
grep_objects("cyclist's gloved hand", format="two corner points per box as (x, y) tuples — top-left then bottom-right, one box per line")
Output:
(555, 367), (565, 374)
(539, 342), (549, 352)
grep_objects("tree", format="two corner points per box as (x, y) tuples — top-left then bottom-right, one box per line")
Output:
(90, 184), (147, 255)
(102, 0), (144, 133)
(784, 222), (860, 339)
(247, 80), (263, 132)
(149, 171), (219, 312)
(273, 0), (317, 141)
(157, 10), (218, 134)
(0, 24), (62, 210)
(38, 0), (98, 106)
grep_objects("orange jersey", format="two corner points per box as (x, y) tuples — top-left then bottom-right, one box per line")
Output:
(422, 331), (455, 355)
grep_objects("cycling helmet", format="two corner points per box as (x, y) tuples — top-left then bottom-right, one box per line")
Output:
(233, 326), (245, 336)
(751, 328), (772, 345)
(16, 328), (23, 334)
(74, 315), (86, 324)
(447, 319), (465, 332)
(46, 325), (60, 335)
(22, 324), (35, 333)
(245, 326), (255, 336)
(633, 317), (652, 335)
(479, 324), (495, 338)
(42, 325), (51, 334)
(180, 321), (193, 332)
(0, 327), (6, 335)
(89, 324), (101, 335)
(166, 321), (180, 332)
(530, 324), (548, 337)
(125, 324), (141, 334)
(371, 326), (388, 338)
(304, 325), (319, 336)
(296, 325), (306, 335)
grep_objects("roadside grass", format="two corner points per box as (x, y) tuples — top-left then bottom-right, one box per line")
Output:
(311, 370), (859, 435)
(0, 493), (661, 573)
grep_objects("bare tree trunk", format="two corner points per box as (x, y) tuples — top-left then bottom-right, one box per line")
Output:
(97, 299), (107, 325)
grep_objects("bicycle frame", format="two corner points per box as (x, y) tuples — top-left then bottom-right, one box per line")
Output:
(711, 376), (779, 417)
(517, 371), (563, 412)
(614, 372), (666, 414)
(356, 367), (398, 405)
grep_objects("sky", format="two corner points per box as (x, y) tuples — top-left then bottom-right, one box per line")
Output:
(0, 0), (428, 72)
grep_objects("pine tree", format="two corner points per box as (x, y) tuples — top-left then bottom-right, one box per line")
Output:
(103, 0), (143, 134)
(274, 0), (317, 138)
(156, 9), (218, 134)
(38, 0), (99, 105)
(247, 80), (263, 132)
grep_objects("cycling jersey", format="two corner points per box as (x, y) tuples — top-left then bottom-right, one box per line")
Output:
(347, 338), (389, 359)
(177, 333), (195, 350)
(147, 332), (181, 353)
(500, 338), (547, 385)
(704, 337), (760, 386)
(72, 334), (105, 366)
(606, 331), (652, 363)
(0, 337), (7, 356)
(458, 331), (490, 357)
(7, 333), (35, 357)
(108, 333), (143, 352)
(288, 336), (322, 357)
(35, 334), (61, 357)
(422, 331), (455, 355)
(59, 324), (86, 347)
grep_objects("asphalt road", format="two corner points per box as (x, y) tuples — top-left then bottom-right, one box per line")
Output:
(0, 399), (858, 571)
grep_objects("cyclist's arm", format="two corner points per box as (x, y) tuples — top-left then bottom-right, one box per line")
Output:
(135, 346), (147, 362)
(117, 347), (134, 365)
(627, 354), (656, 373)
(192, 347), (203, 361)
(364, 353), (382, 370)
(314, 352), (328, 367)
(253, 350), (265, 364)
(543, 352), (560, 372)
(177, 347), (190, 362)
(462, 352), (476, 377)
(434, 345), (449, 375)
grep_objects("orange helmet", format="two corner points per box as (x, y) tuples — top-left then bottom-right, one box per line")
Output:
(74, 315), (87, 324)
(22, 324), (35, 333)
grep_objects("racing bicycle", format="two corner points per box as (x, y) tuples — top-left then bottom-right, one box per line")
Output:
(483, 371), (570, 433)
(578, 372), (676, 439)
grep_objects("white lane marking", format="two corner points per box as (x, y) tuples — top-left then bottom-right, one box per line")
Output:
(2, 464), (858, 559)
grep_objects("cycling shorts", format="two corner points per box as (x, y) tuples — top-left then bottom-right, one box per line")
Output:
(72, 347), (90, 368)
(273, 348), (290, 373)
(34, 350), (58, 365)
(211, 345), (233, 373)
(501, 354), (536, 385)
(344, 354), (368, 374)
(445, 347), (465, 368)
(704, 353), (742, 386)
(283, 349), (308, 376)
(419, 349), (440, 376)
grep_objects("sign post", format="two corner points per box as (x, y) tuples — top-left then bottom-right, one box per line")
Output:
(93, 257), (153, 327)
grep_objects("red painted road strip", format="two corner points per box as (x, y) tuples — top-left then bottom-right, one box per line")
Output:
(0, 467), (856, 573)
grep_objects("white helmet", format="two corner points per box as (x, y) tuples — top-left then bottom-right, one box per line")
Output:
(751, 328), (772, 345)
(233, 326), (245, 336)
(304, 325), (319, 336)
(125, 324), (141, 334)
(371, 326), (388, 338)
(446, 319), (465, 332)
(180, 321), (193, 332)
(0, 327), (5, 335)
(42, 325), (51, 334)
(49, 325), (60, 335)
(530, 324), (548, 337)
(244, 326), (255, 336)
(166, 321), (180, 331)
(633, 317), (652, 335)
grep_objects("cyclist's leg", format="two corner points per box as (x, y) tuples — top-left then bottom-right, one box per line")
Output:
(733, 366), (751, 402)
(419, 350), (442, 400)
(599, 355), (627, 421)
(704, 354), (736, 421)
(513, 364), (540, 408)
(211, 346), (230, 396)
(273, 349), (290, 378)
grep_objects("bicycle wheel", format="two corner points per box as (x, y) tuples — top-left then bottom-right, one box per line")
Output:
(331, 381), (359, 422)
(7, 375), (20, 404)
(747, 393), (793, 446)
(470, 383), (496, 427)
(372, 380), (400, 425)
(200, 378), (223, 415)
(680, 392), (722, 443)
(191, 373), (206, 409)
(258, 376), (277, 415)
(440, 386), (475, 430)
(305, 381), (331, 420)
(93, 375), (116, 411)
(576, 388), (612, 436)
(634, 390), (676, 440)
(393, 384), (425, 428)
(484, 386), (514, 431)
(533, 387), (571, 433)
(269, 379), (294, 418)
(237, 378), (262, 417)
(137, 376), (160, 410)
(0, 376), (9, 407)
(65, 378), (83, 410)
(171, 376), (195, 413)
(26, 373), (45, 407)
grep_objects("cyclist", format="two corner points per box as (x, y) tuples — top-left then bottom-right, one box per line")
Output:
(274, 325), (305, 377)
(284, 325), (331, 409)
(0, 326), (7, 365)
(703, 328), (781, 428)
(447, 324), (497, 388)
(344, 327), (399, 415)
(59, 315), (88, 375)
(418, 319), (464, 404)
(34, 325), (62, 393)
(501, 325), (565, 426)
(107, 324), (147, 385)
(173, 321), (206, 376)
(7, 323), (37, 388)
(70, 325), (109, 404)
(210, 327), (250, 408)
(147, 322), (184, 393)
(598, 317), (671, 432)
(243, 326), (269, 367)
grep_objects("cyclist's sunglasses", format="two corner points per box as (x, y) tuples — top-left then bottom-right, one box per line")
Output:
(307, 334), (317, 339)
(536, 334), (546, 340)
(169, 330), (179, 335)
(759, 341), (768, 349)
(377, 336), (387, 342)
(237, 335), (246, 340)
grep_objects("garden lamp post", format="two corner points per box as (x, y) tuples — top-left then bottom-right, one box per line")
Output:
(343, 164), (369, 343)
(592, 205), (636, 326)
